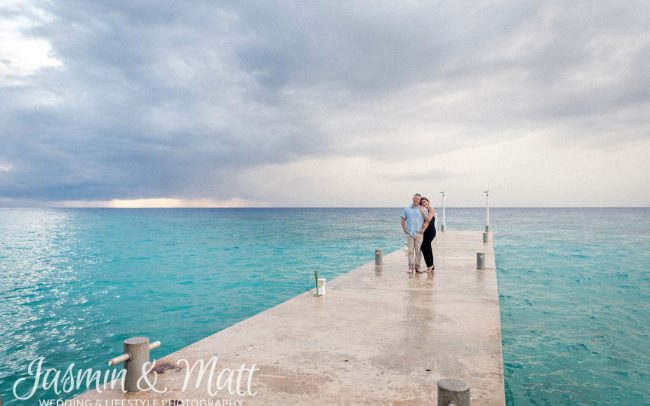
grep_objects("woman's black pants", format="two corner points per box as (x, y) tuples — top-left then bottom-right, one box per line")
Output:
(421, 227), (436, 268)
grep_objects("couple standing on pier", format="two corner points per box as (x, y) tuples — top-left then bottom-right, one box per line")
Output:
(400, 193), (437, 273)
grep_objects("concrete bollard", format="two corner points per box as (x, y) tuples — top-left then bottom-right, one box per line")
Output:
(441, 224), (446, 232)
(482, 232), (488, 243)
(108, 337), (161, 392)
(123, 337), (150, 392)
(375, 249), (383, 266)
(437, 378), (470, 406)
(476, 253), (486, 270)
(485, 225), (490, 232)
(317, 278), (327, 295)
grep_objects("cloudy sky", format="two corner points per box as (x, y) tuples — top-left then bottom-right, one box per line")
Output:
(1, 0), (648, 207)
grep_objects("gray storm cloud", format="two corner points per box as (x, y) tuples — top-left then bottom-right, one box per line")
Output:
(0, 0), (648, 206)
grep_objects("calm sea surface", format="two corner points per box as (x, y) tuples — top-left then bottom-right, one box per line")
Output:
(0, 208), (648, 405)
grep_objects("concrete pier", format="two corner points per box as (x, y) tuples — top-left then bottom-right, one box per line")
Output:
(76, 230), (504, 405)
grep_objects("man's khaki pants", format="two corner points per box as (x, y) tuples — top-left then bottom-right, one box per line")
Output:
(406, 233), (423, 270)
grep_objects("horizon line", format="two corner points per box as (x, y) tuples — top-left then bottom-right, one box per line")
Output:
(1, 206), (649, 209)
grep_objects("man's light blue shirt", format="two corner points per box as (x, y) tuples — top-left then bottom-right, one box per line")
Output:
(401, 205), (424, 237)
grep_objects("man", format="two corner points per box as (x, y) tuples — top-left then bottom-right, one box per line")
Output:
(401, 193), (426, 273)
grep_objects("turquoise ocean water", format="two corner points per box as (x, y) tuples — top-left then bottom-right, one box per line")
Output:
(0, 208), (648, 405)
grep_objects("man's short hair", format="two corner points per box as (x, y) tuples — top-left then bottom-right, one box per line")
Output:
(413, 193), (421, 197)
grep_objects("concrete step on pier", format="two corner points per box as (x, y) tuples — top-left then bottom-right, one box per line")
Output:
(77, 230), (505, 405)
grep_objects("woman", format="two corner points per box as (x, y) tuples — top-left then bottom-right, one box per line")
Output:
(419, 197), (437, 273)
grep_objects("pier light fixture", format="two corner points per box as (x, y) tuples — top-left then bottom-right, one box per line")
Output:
(484, 190), (490, 232)
(440, 191), (446, 232)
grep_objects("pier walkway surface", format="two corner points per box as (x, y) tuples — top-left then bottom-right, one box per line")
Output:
(77, 230), (505, 405)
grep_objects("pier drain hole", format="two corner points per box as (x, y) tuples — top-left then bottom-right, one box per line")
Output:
(153, 363), (182, 374)
(343, 359), (349, 362)
(425, 368), (431, 372)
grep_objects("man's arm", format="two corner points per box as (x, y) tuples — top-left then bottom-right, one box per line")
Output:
(401, 217), (408, 234)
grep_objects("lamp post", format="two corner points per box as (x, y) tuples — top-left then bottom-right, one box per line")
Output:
(440, 191), (446, 232)
(484, 190), (490, 232)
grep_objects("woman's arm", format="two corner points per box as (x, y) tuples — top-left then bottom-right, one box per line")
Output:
(419, 207), (433, 233)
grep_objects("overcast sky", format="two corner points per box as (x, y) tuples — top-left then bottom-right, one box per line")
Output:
(1, 0), (648, 207)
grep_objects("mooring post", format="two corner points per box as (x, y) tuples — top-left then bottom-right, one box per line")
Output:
(476, 253), (486, 270)
(482, 232), (489, 243)
(123, 337), (150, 392)
(375, 249), (383, 266)
(313, 271), (326, 296)
(108, 337), (161, 392)
(437, 378), (470, 406)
